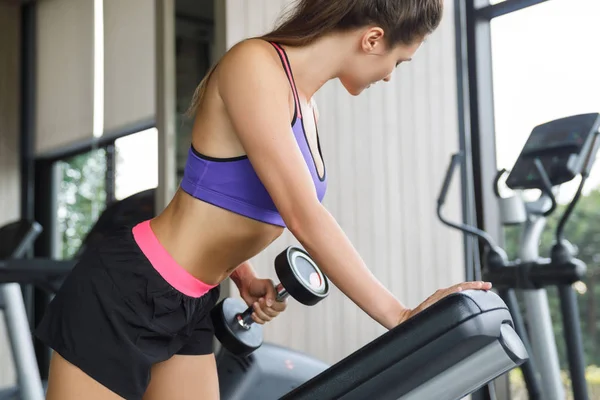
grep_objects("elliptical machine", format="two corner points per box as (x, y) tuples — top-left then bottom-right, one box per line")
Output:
(438, 113), (600, 400)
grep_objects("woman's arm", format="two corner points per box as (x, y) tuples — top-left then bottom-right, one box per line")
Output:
(217, 40), (406, 329)
(230, 260), (257, 288)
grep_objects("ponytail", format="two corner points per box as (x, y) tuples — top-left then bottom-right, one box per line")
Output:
(259, 0), (361, 46)
(186, 0), (443, 116)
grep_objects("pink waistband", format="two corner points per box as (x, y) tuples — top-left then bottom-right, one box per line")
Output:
(132, 220), (217, 298)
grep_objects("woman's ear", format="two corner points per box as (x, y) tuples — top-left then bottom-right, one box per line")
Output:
(360, 27), (386, 53)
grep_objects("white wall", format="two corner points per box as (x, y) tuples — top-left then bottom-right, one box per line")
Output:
(222, 0), (465, 364)
(0, 1), (22, 388)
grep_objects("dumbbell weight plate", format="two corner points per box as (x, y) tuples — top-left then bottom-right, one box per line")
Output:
(275, 247), (330, 306)
(211, 297), (263, 357)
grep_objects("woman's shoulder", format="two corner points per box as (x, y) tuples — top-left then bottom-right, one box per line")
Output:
(222, 38), (279, 67)
(216, 38), (288, 86)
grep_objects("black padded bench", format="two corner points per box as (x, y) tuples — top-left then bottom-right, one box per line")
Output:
(281, 290), (527, 400)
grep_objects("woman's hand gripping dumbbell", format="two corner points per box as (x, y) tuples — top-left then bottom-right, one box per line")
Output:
(211, 247), (330, 357)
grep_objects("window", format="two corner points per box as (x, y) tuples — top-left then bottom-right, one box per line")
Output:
(114, 128), (159, 200)
(53, 127), (159, 260)
(472, 0), (600, 396)
(55, 148), (107, 259)
(491, 0), (600, 183)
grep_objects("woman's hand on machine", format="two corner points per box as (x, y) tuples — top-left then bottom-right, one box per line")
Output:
(396, 281), (493, 326)
(237, 276), (288, 325)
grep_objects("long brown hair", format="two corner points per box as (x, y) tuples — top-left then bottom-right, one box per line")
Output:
(186, 0), (443, 116)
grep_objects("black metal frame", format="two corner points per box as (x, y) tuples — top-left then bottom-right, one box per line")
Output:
(477, 0), (551, 19)
(34, 118), (155, 163)
(455, 3), (496, 396)
(458, 0), (554, 263)
(20, 3), (36, 223)
(105, 143), (117, 205)
(455, 1), (591, 399)
(460, 0), (554, 262)
(32, 159), (54, 378)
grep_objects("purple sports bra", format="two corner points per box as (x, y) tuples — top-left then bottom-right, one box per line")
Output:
(180, 42), (327, 227)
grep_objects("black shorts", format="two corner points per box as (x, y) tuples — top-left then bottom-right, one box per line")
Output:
(35, 226), (221, 400)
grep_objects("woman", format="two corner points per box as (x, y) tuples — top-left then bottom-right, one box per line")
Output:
(36, 0), (491, 399)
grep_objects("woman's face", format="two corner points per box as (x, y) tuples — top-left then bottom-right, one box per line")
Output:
(339, 28), (424, 95)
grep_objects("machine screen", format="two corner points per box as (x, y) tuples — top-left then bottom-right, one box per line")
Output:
(523, 128), (585, 153)
(505, 113), (600, 190)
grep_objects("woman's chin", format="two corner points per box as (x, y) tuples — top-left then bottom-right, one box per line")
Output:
(343, 84), (367, 96)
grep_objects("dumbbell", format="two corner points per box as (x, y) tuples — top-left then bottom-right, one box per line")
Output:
(211, 246), (329, 357)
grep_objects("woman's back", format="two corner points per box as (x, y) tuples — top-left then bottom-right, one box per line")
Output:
(151, 39), (325, 285)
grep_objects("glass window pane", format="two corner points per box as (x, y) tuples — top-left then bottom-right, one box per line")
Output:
(490, 0), (600, 394)
(114, 128), (159, 200)
(491, 0), (600, 178)
(56, 149), (107, 259)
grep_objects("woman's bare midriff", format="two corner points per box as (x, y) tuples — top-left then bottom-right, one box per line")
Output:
(150, 188), (285, 286)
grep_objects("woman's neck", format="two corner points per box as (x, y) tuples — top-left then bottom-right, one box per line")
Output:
(281, 33), (355, 99)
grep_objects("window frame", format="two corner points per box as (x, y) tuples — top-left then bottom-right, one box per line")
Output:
(456, 0), (553, 258)
(34, 121), (158, 257)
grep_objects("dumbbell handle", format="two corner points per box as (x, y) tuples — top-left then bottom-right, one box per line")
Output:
(236, 282), (288, 329)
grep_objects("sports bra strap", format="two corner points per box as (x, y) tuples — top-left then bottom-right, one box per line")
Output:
(269, 42), (303, 120)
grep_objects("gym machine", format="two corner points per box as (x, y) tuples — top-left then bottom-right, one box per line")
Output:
(0, 221), (45, 400)
(0, 188), (529, 399)
(438, 113), (600, 400)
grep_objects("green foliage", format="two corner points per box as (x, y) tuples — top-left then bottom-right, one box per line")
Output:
(510, 366), (600, 399)
(502, 188), (600, 369)
(56, 149), (107, 259)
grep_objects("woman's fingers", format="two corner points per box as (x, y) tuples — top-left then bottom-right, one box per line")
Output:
(433, 281), (492, 303)
(252, 297), (286, 323)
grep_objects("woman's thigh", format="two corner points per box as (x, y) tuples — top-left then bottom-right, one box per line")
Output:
(45, 352), (125, 400)
(143, 354), (220, 400)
